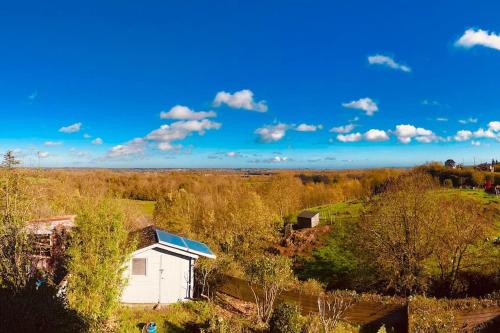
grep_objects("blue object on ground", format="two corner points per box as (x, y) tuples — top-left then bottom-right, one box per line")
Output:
(146, 322), (157, 333)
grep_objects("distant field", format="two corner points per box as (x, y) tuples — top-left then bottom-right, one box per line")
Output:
(439, 189), (499, 227)
(118, 199), (155, 217)
(307, 200), (364, 225)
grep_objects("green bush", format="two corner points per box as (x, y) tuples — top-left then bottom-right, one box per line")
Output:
(443, 178), (453, 188)
(269, 303), (302, 333)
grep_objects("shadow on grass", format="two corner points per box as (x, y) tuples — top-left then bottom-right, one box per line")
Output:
(0, 281), (86, 333)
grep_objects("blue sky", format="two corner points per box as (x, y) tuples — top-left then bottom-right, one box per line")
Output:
(1, 0), (499, 168)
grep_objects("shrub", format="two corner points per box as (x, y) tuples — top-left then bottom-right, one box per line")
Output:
(66, 198), (133, 329)
(443, 178), (453, 188)
(269, 303), (302, 333)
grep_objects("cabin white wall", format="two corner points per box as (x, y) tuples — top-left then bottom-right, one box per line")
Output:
(121, 247), (193, 304)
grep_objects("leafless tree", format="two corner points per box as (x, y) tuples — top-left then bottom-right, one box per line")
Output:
(317, 291), (355, 332)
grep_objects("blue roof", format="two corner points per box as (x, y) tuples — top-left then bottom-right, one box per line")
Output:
(154, 228), (215, 258)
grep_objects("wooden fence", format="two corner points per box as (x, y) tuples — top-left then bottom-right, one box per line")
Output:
(218, 275), (407, 332)
(217, 275), (500, 333)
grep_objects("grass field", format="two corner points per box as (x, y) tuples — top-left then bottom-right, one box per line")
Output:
(118, 199), (156, 217)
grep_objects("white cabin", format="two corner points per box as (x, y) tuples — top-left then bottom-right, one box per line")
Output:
(121, 226), (215, 304)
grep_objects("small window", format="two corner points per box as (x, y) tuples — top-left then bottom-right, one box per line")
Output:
(132, 258), (146, 276)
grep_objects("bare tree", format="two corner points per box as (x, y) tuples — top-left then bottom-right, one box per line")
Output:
(433, 195), (493, 295)
(245, 255), (294, 323)
(360, 172), (440, 295)
(317, 291), (355, 332)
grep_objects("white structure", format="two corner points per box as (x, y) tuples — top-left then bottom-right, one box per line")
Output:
(121, 226), (215, 304)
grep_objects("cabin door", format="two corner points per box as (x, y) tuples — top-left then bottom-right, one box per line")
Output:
(159, 254), (190, 303)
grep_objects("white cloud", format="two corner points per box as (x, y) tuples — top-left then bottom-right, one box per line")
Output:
(452, 121), (500, 143)
(37, 151), (50, 158)
(488, 121), (500, 132)
(394, 124), (437, 144)
(213, 89), (268, 112)
(107, 119), (221, 157)
(146, 119), (222, 151)
(471, 140), (481, 146)
(271, 156), (288, 163)
(295, 123), (322, 132)
(226, 151), (239, 157)
(455, 28), (500, 51)
(91, 137), (103, 145)
(458, 117), (477, 124)
(59, 122), (82, 133)
(364, 129), (389, 142)
(160, 105), (216, 120)
(436, 117), (448, 122)
(330, 124), (355, 133)
(255, 123), (289, 143)
(368, 54), (411, 72)
(337, 132), (362, 142)
(108, 138), (146, 157)
(473, 128), (495, 139)
(44, 141), (63, 146)
(422, 99), (441, 106)
(454, 130), (473, 142)
(342, 97), (378, 116)
(28, 91), (38, 101)
(83, 133), (92, 139)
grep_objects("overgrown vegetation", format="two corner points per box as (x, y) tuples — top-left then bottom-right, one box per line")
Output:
(0, 150), (498, 331)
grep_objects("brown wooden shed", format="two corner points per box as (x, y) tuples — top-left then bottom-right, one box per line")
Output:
(296, 211), (320, 229)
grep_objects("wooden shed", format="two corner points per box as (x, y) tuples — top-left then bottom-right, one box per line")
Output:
(296, 211), (320, 229)
(121, 226), (215, 304)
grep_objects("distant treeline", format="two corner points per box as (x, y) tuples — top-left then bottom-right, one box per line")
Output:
(418, 163), (500, 188)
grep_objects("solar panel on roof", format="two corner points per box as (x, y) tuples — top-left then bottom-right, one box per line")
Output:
(154, 227), (216, 258)
(155, 229), (187, 249)
(183, 238), (214, 257)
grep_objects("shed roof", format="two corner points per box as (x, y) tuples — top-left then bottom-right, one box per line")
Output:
(25, 215), (76, 234)
(132, 225), (216, 259)
(298, 210), (319, 219)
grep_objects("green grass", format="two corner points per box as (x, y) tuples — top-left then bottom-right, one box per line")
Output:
(116, 301), (251, 333)
(438, 189), (499, 228)
(304, 200), (365, 225)
(118, 199), (156, 217)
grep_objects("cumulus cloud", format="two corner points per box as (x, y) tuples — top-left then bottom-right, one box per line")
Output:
(44, 141), (63, 146)
(91, 137), (103, 145)
(342, 97), (378, 116)
(488, 121), (500, 132)
(37, 151), (50, 158)
(255, 123), (289, 143)
(160, 105), (216, 120)
(451, 121), (500, 143)
(107, 117), (221, 157)
(295, 123), (322, 132)
(455, 28), (500, 51)
(337, 132), (362, 142)
(59, 122), (82, 133)
(330, 124), (355, 133)
(471, 140), (481, 146)
(454, 130), (473, 142)
(213, 89), (268, 112)
(337, 129), (389, 143)
(108, 138), (146, 157)
(83, 133), (92, 139)
(368, 54), (411, 72)
(364, 129), (390, 142)
(145, 119), (222, 151)
(394, 124), (437, 144)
